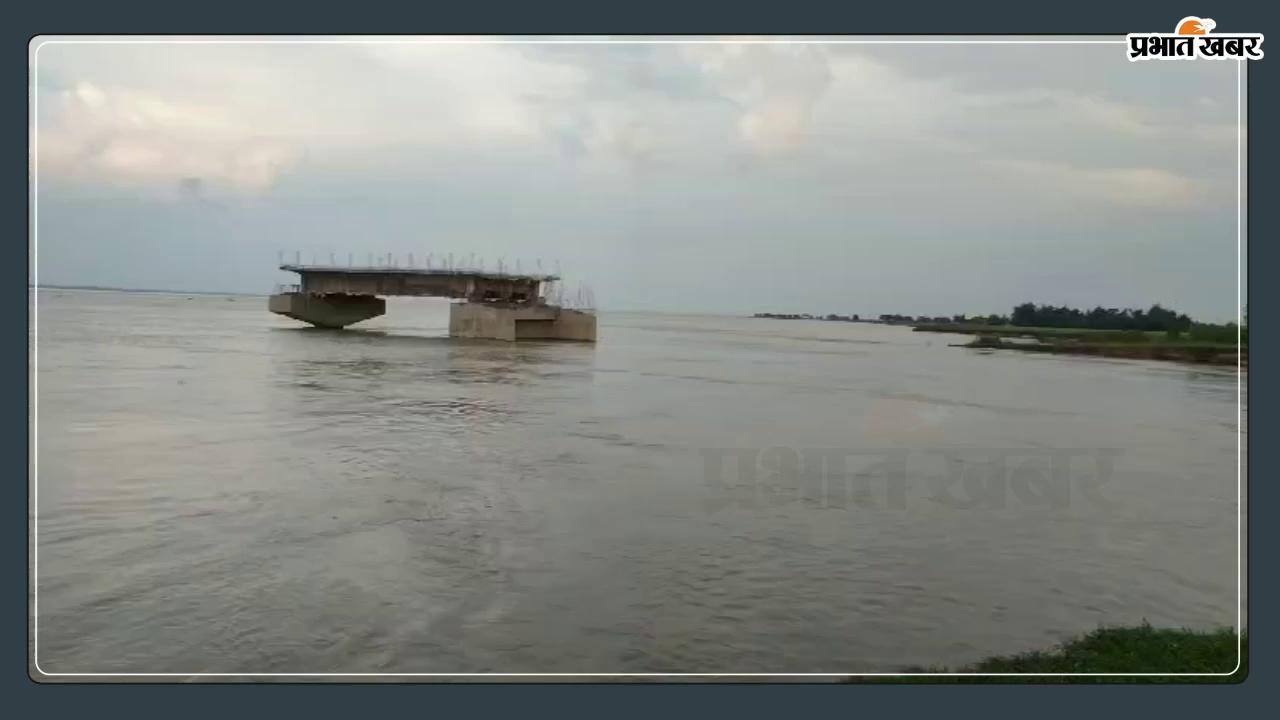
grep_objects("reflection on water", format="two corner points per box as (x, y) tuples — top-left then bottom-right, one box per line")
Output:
(35, 292), (1243, 674)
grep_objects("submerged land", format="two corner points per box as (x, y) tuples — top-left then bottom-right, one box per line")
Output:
(918, 324), (1244, 366)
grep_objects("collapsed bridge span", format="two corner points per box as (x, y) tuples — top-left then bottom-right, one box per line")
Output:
(268, 263), (596, 342)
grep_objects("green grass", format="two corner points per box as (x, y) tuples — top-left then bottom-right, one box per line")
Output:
(846, 625), (1246, 683)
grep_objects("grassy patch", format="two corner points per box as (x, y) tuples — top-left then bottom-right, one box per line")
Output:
(846, 625), (1246, 683)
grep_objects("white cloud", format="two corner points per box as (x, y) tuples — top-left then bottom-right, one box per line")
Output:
(355, 43), (589, 143)
(685, 44), (833, 155)
(987, 158), (1200, 208)
(38, 80), (302, 194)
(35, 43), (595, 194)
(37, 42), (1229, 198)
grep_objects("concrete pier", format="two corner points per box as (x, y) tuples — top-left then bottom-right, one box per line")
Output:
(448, 302), (597, 342)
(268, 292), (385, 329)
(268, 264), (597, 341)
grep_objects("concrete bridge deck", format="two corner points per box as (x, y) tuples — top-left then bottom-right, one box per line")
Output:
(278, 264), (558, 304)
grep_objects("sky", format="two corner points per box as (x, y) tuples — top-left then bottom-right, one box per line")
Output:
(32, 38), (1246, 321)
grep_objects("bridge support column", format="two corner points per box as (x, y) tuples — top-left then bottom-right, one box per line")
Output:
(448, 302), (596, 342)
(269, 293), (385, 328)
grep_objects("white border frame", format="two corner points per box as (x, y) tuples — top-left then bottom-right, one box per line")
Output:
(28, 35), (1246, 680)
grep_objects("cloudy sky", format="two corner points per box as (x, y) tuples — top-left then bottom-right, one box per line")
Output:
(32, 38), (1245, 320)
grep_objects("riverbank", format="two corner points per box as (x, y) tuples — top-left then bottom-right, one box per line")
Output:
(914, 323), (1244, 366)
(847, 625), (1245, 682)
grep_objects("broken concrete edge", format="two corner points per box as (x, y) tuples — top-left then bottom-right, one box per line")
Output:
(448, 301), (596, 342)
(268, 292), (385, 329)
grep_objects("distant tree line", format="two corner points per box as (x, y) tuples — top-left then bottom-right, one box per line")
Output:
(761, 302), (1245, 344)
(982, 303), (1243, 343)
(878, 314), (915, 324)
(753, 312), (861, 322)
(1009, 303), (1192, 332)
(882, 313), (1003, 325)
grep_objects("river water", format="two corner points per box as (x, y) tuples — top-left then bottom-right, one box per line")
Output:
(32, 290), (1244, 675)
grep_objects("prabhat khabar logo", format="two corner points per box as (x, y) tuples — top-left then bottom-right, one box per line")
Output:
(1128, 16), (1263, 61)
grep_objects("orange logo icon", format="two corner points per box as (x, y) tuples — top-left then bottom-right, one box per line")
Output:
(1176, 16), (1217, 35)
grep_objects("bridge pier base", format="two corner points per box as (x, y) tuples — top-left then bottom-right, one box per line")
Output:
(449, 302), (596, 342)
(268, 293), (386, 328)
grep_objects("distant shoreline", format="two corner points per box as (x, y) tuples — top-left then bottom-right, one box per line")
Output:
(33, 284), (262, 298)
(752, 312), (888, 324)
